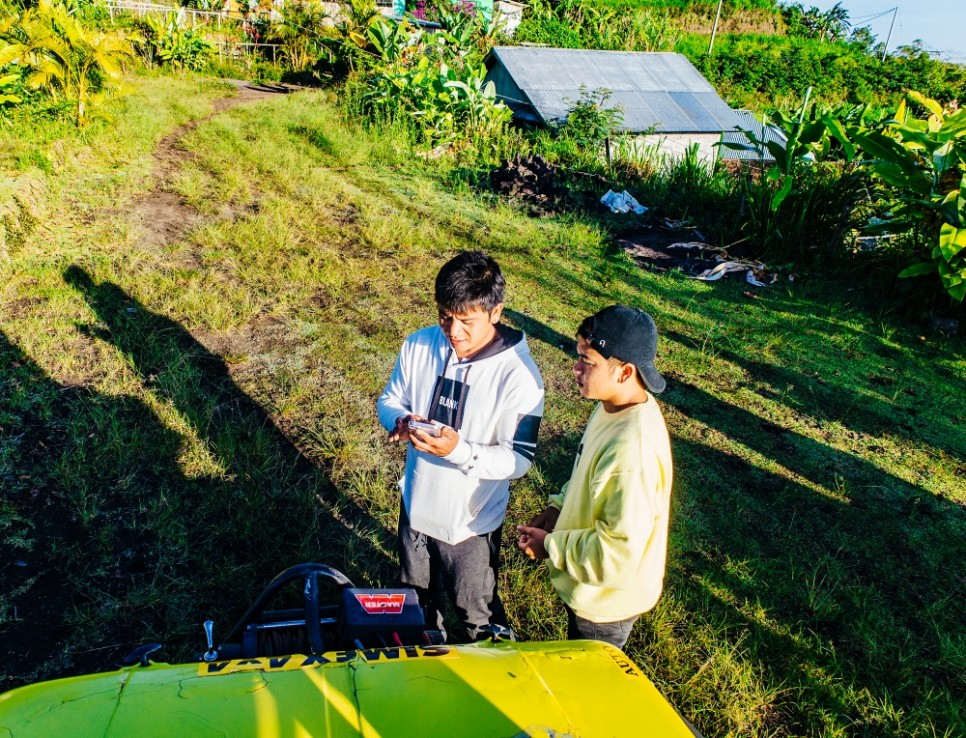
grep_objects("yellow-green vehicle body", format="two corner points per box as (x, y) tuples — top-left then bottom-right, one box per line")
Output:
(0, 640), (697, 737)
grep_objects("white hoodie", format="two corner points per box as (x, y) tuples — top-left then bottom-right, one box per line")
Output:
(377, 324), (545, 544)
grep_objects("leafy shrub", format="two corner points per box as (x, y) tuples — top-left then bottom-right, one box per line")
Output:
(140, 15), (214, 72)
(849, 93), (966, 302)
(559, 87), (625, 149)
(322, 0), (382, 73)
(536, 86), (628, 171)
(0, 69), (23, 112)
(262, 0), (330, 72)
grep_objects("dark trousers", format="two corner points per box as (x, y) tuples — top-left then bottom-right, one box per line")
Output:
(566, 605), (639, 650)
(398, 506), (507, 643)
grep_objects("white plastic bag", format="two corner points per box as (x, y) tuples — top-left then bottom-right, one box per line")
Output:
(601, 190), (648, 215)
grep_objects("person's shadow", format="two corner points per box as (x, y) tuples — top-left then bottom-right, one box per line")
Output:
(0, 267), (398, 689)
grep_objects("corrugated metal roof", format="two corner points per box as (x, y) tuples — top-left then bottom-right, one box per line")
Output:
(720, 109), (788, 161)
(486, 47), (740, 134)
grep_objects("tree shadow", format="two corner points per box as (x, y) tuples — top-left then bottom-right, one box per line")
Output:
(727, 343), (962, 461)
(1, 328), (191, 687)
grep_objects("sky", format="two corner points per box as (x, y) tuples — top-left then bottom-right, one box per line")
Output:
(808, 0), (966, 64)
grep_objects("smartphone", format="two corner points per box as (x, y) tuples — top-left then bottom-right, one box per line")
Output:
(408, 420), (442, 437)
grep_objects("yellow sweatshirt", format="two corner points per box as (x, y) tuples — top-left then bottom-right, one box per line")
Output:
(545, 398), (673, 622)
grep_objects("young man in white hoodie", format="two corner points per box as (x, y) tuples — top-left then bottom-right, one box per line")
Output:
(377, 252), (544, 642)
(516, 305), (673, 650)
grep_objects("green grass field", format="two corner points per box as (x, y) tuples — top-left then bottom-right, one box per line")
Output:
(1, 75), (964, 738)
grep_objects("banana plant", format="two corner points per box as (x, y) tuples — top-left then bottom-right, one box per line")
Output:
(143, 14), (213, 72)
(723, 91), (866, 212)
(849, 92), (966, 301)
(718, 95), (872, 259)
(367, 17), (421, 64)
(329, 0), (382, 69)
(0, 72), (22, 108)
(267, 0), (331, 72)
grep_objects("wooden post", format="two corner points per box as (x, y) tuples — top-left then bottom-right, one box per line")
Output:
(881, 7), (897, 62)
(708, 0), (723, 55)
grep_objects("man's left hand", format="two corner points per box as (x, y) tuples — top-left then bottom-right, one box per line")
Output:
(409, 424), (459, 457)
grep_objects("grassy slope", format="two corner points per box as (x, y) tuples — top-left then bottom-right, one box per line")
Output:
(1, 77), (964, 738)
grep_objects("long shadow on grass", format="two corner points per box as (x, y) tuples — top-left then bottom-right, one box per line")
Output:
(662, 382), (966, 726)
(701, 280), (966, 466)
(503, 308), (576, 355)
(662, 434), (966, 736)
(57, 267), (397, 669)
(662, 376), (966, 602)
(0, 328), (196, 687)
(719, 343), (965, 470)
(511, 247), (965, 468)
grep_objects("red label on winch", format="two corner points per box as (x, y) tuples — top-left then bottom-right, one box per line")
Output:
(355, 593), (406, 615)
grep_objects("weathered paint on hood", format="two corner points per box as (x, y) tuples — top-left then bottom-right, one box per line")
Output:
(0, 640), (698, 737)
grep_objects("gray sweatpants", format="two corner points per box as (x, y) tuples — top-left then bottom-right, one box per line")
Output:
(398, 506), (507, 643)
(565, 605), (639, 650)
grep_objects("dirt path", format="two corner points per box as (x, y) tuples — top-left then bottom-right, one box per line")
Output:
(132, 81), (297, 251)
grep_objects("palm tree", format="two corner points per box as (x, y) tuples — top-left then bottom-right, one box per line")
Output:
(820, 2), (851, 42)
(0, 0), (138, 126)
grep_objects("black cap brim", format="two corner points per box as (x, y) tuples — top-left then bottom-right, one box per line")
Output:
(636, 361), (666, 394)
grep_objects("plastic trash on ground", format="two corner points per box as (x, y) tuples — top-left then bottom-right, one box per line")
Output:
(694, 262), (749, 281)
(601, 190), (648, 215)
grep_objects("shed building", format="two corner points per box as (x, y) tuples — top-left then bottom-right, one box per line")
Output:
(719, 109), (788, 163)
(484, 47), (741, 162)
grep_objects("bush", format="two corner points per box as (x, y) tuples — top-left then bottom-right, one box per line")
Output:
(262, 0), (331, 72)
(516, 0), (679, 52)
(139, 15), (215, 72)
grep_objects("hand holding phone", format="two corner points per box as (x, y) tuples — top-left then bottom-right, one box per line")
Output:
(408, 420), (442, 437)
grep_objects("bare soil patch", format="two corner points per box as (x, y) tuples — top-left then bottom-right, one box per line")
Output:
(132, 81), (296, 251)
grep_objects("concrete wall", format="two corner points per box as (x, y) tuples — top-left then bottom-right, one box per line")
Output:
(495, 0), (524, 35)
(615, 133), (723, 164)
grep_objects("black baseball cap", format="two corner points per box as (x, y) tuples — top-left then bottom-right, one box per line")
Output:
(581, 305), (667, 394)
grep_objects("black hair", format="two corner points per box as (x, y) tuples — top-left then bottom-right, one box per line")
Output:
(435, 251), (505, 314)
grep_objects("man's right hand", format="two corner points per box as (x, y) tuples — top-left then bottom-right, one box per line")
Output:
(516, 525), (549, 560)
(528, 506), (560, 533)
(388, 415), (414, 443)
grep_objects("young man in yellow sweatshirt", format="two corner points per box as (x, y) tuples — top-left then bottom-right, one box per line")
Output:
(516, 305), (673, 649)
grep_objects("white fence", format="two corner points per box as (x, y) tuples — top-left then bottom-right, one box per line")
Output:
(104, 0), (526, 47)
(106, 0), (284, 58)
(105, 0), (258, 29)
